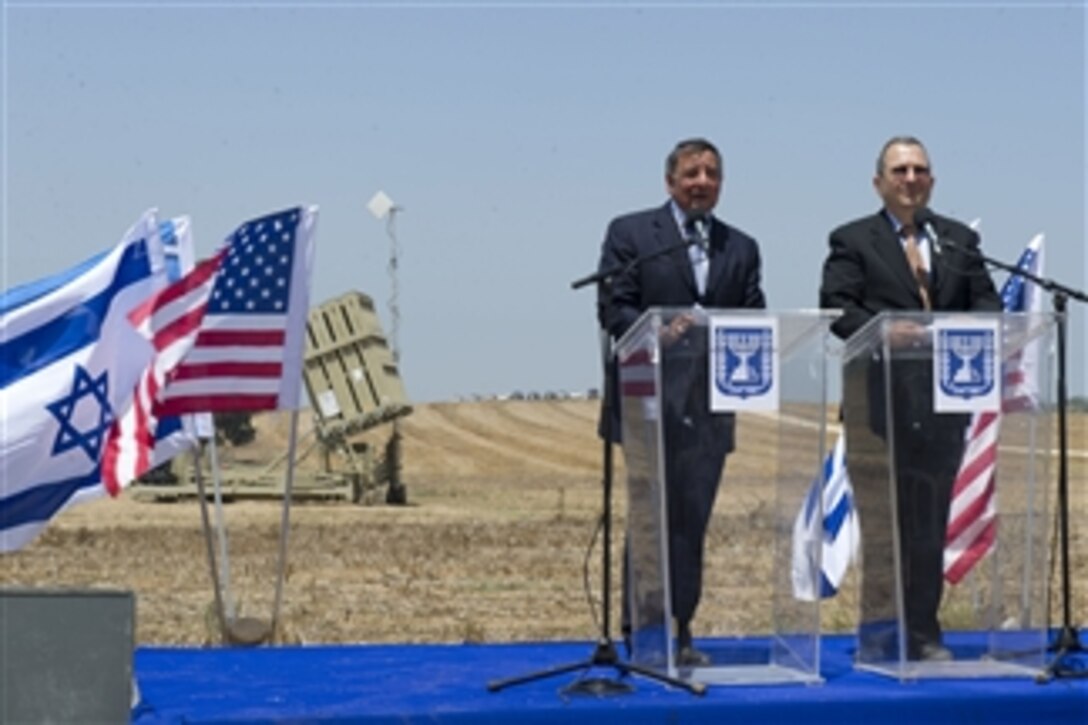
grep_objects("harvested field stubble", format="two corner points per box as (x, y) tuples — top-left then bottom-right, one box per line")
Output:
(2, 401), (1085, 646)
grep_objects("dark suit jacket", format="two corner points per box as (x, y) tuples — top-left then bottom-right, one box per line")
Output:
(596, 203), (766, 443)
(820, 209), (1001, 341)
(820, 209), (1001, 438)
(599, 203), (766, 337)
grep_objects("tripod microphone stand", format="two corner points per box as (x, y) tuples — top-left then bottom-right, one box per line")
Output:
(1036, 290), (1088, 682)
(931, 232), (1087, 681)
(486, 242), (706, 696)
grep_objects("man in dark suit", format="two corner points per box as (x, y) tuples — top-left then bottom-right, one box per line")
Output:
(597, 138), (766, 666)
(820, 136), (1000, 662)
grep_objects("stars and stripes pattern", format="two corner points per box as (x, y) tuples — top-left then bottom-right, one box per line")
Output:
(100, 251), (223, 493)
(101, 206), (317, 492)
(149, 217), (215, 458)
(943, 234), (1044, 584)
(157, 207), (316, 415)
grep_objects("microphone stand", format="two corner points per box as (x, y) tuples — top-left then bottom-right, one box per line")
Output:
(486, 239), (706, 696)
(936, 236), (1087, 682)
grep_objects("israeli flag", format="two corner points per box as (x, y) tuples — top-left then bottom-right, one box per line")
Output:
(791, 435), (860, 601)
(0, 211), (166, 551)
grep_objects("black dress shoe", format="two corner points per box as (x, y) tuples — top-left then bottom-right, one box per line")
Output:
(677, 645), (711, 667)
(855, 644), (894, 663)
(912, 642), (953, 662)
(855, 632), (898, 663)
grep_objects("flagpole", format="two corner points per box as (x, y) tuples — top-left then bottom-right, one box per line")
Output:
(270, 408), (301, 639)
(206, 435), (236, 619)
(192, 447), (230, 644)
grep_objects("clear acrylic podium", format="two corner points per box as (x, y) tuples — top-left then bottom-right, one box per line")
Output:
(842, 311), (1056, 680)
(614, 307), (840, 686)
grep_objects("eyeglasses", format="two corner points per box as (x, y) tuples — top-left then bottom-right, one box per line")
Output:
(889, 164), (931, 178)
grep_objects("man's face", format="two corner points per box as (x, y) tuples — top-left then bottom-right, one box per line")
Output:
(873, 143), (934, 222)
(666, 150), (722, 215)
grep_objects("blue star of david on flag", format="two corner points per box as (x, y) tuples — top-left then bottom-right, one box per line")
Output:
(1, 208), (164, 553)
(46, 365), (115, 462)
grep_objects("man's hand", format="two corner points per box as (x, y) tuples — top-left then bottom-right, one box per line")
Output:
(886, 319), (929, 349)
(661, 312), (697, 346)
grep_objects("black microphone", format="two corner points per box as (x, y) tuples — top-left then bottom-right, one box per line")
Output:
(687, 211), (711, 252)
(913, 208), (943, 255)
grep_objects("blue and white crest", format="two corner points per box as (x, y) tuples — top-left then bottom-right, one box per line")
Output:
(714, 326), (773, 398)
(709, 317), (779, 412)
(939, 328), (996, 398)
(933, 318), (1001, 413)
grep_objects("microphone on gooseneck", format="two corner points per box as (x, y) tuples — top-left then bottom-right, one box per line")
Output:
(686, 211), (711, 252)
(913, 208), (942, 255)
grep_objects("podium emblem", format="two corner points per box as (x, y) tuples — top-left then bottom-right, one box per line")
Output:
(938, 328), (996, 399)
(713, 326), (774, 399)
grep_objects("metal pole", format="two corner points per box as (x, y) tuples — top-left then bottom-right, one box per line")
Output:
(207, 435), (235, 620)
(193, 447), (229, 643)
(386, 208), (400, 370)
(270, 409), (301, 637)
(386, 209), (405, 502)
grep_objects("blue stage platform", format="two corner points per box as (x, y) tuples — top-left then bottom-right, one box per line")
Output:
(133, 634), (1088, 724)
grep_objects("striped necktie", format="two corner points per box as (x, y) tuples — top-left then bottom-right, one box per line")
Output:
(902, 225), (931, 310)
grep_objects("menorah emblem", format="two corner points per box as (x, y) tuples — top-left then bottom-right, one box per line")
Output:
(714, 326), (774, 398)
(949, 334), (984, 384)
(939, 329), (995, 399)
(727, 331), (763, 384)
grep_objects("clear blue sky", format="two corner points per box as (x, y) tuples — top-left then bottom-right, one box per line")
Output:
(3, 1), (1085, 402)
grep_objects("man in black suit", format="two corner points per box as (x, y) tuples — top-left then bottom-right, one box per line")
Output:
(820, 136), (1000, 662)
(597, 138), (766, 666)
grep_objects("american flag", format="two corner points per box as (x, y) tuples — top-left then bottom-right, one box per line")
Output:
(157, 207), (316, 415)
(101, 206), (317, 491)
(100, 251), (223, 493)
(150, 217), (215, 456)
(153, 214), (214, 437)
(943, 234), (1044, 584)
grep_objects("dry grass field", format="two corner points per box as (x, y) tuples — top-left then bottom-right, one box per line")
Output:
(2, 400), (1085, 647)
